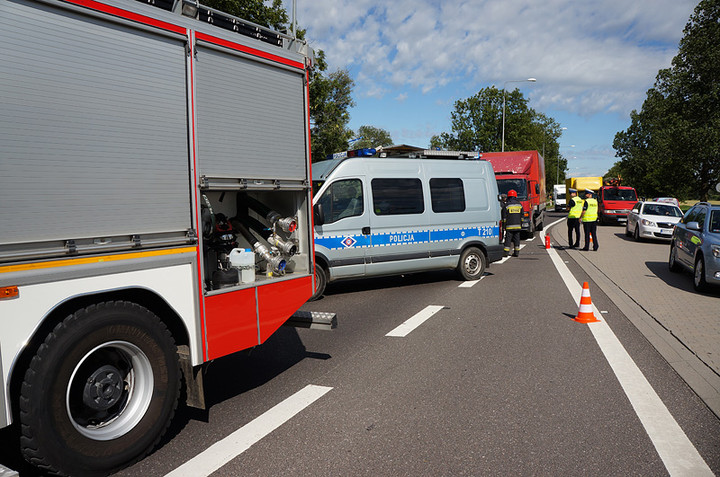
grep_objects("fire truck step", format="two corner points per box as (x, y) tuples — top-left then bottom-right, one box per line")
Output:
(285, 311), (338, 330)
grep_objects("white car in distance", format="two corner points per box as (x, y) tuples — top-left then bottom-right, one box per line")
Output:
(626, 201), (684, 241)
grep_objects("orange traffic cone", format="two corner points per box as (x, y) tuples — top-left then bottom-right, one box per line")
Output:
(574, 282), (600, 323)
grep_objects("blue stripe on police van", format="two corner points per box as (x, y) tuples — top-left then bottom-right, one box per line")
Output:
(314, 226), (499, 251)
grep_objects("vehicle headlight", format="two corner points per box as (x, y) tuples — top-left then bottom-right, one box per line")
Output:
(712, 245), (720, 258)
(641, 219), (656, 227)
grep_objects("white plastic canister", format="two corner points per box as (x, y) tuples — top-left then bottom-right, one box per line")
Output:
(229, 248), (256, 283)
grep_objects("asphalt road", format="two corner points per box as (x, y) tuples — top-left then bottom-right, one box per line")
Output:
(1, 218), (719, 476)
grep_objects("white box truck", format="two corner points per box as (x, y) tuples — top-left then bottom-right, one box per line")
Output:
(553, 184), (567, 211)
(0, 0), (323, 474)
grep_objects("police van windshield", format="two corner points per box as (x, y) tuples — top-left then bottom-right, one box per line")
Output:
(497, 179), (527, 199)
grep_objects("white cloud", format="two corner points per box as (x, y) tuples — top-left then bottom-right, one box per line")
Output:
(289, 0), (695, 116)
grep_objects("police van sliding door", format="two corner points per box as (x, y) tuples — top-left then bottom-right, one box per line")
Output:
(313, 178), (369, 278)
(366, 176), (431, 275)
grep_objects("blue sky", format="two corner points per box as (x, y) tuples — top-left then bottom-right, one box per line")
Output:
(287, 0), (697, 178)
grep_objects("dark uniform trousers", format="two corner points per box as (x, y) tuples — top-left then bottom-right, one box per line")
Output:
(582, 221), (598, 251)
(567, 218), (581, 248)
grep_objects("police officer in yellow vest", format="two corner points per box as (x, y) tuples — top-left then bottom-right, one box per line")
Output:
(502, 189), (523, 257)
(566, 188), (583, 249)
(581, 189), (599, 251)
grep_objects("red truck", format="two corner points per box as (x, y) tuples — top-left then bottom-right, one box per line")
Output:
(483, 150), (546, 237)
(598, 177), (638, 224)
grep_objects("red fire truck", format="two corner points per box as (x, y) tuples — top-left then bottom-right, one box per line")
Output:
(598, 178), (638, 224)
(0, 0), (328, 474)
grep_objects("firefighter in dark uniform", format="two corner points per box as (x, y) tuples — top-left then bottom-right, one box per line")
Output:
(581, 188), (599, 251)
(502, 189), (523, 257)
(566, 188), (583, 248)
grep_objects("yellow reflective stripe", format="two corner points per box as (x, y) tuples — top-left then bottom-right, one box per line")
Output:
(0, 246), (197, 274)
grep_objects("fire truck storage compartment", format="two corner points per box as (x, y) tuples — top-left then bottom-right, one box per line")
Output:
(0, 0), (191, 254)
(201, 187), (310, 292)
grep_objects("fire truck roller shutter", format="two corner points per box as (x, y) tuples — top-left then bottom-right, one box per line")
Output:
(194, 42), (307, 180)
(0, 0), (191, 246)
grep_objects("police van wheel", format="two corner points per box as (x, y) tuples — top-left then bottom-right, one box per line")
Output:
(19, 301), (180, 476)
(458, 247), (486, 280)
(308, 265), (327, 301)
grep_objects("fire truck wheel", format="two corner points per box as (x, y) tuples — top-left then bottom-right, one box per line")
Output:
(19, 301), (180, 476)
(458, 247), (486, 280)
(308, 265), (327, 301)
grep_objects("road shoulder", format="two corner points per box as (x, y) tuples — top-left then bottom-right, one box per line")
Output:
(548, 221), (720, 419)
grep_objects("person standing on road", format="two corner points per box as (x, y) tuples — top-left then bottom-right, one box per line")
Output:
(581, 189), (599, 251)
(566, 188), (583, 249)
(502, 189), (523, 257)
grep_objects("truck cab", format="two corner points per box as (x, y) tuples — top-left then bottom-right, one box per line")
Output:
(553, 184), (567, 211)
(598, 181), (638, 224)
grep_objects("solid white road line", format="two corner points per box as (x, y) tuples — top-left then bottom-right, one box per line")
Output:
(540, 226), (712, 476)
(386, 305), (445, 337)
(165, 385), (333, 477)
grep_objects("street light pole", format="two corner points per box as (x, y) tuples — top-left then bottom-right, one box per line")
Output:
(502, 77), (536, 152)
(556, 127), (567, 185)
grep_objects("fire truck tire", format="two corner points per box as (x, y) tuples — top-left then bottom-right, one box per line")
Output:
(308, 264), (327, 301)
(19, 301), (180, 477)
(458, 247), (486, 280)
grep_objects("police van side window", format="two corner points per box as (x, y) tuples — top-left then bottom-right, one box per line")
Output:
(318, 179), (364, 224)
(371, 178), (424, 215)
(429, 178), (465, 213)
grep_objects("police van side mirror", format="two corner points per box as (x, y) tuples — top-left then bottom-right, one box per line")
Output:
(314, 203), (325, 226)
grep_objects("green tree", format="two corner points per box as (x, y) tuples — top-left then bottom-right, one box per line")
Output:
(310, 67), (355, 160)
(203, 0), (357, 163)
(613, 0), (720, 201)
(351, 125), (393, 149)
(432, 87), (566, 185)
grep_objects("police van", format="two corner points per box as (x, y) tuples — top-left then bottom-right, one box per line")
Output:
(310, 148), (504, 299)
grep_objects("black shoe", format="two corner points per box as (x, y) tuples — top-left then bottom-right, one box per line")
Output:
(581, 248), (589, 251)
(593, 248), (599, 251)
(512, 252), (519, 257)
(568, 246), (575, 249)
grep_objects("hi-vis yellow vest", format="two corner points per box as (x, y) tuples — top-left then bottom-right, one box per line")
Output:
(568, 197), (584, 219)
(582, 198), (598, 222)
